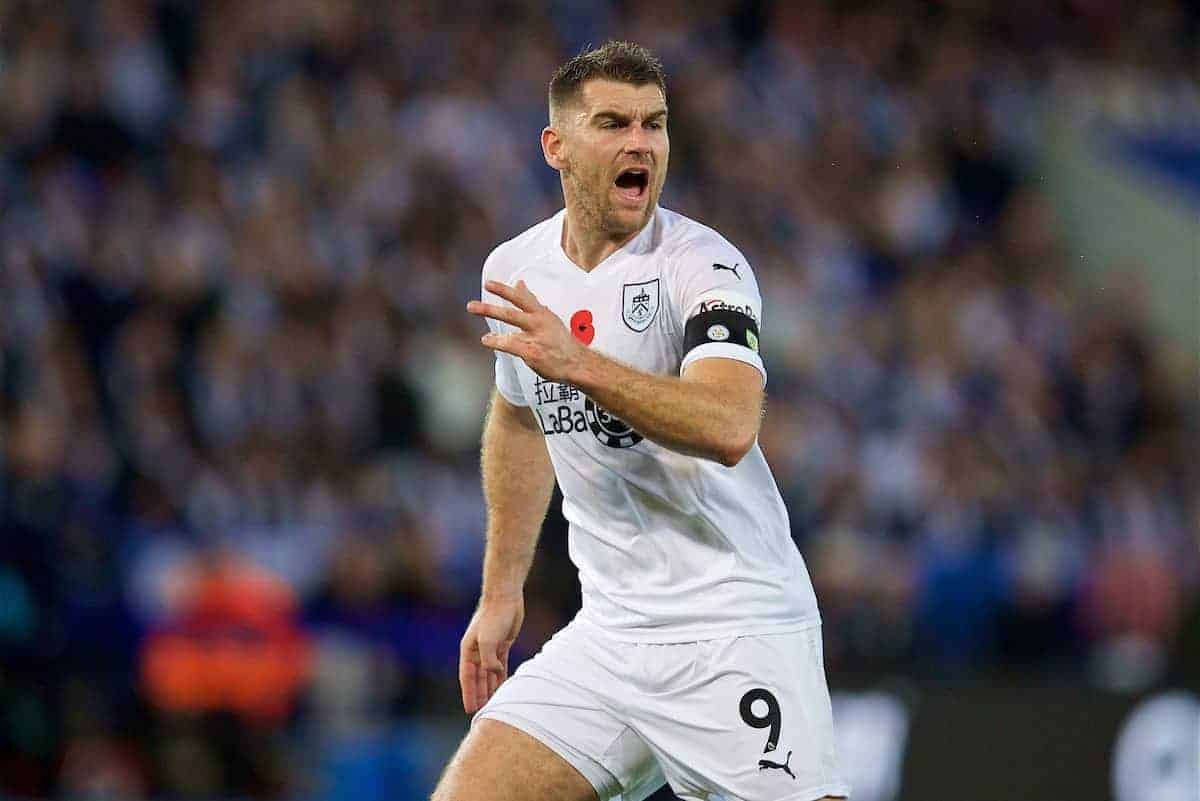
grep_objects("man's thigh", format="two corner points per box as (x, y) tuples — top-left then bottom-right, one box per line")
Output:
(432, 718), (597, 801)
(441, 618), (666, 801)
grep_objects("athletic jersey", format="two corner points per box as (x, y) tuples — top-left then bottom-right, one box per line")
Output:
(481, 206), (820, 642)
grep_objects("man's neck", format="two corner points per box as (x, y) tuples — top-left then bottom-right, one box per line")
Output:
(560, 207), (647, 272)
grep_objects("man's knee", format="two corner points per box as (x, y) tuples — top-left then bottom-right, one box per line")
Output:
(432, 718), (597, 801)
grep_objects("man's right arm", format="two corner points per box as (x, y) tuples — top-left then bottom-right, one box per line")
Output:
(459, 388), (555, 714)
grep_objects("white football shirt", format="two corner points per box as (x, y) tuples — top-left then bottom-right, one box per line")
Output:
(482, 206), (820, 642)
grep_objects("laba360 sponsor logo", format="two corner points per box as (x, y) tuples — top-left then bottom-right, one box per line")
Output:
(532, 377), (643, 448)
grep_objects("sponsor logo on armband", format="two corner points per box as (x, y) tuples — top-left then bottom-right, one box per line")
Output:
(688, 288), (760, 326)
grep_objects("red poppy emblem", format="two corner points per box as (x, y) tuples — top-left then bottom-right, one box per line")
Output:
(570, 310), (595, 345)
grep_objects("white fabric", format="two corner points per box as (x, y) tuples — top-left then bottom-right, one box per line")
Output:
(481, 206), (820, 642)
(475, 616), (850, 801)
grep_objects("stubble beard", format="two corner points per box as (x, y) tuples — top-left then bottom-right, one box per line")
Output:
(563, 162), (655, 241)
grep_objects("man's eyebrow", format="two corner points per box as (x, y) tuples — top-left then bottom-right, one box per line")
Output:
(590, 108), (669, 123)
(591, 110), (628, 123)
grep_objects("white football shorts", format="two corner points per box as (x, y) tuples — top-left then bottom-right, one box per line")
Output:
(474, 616), (850, 801)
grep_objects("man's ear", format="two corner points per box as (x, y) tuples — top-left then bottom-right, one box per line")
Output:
(542, 126), (566, 171)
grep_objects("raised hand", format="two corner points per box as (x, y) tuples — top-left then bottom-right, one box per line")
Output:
(467, 281), (587, 384)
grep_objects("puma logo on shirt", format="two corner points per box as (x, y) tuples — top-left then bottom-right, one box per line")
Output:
(758, 750), (795, 780)
(712, 262), (741, 279)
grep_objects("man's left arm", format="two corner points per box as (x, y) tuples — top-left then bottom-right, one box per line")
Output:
(467, 280), (764, 467)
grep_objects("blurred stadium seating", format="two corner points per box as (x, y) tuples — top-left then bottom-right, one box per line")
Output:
(0, 1), (1196, 799)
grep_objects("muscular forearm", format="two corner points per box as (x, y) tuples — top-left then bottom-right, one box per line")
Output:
(468, 279), (762, 468)
(568, 349), (760, 467)
(479, 391), (557, 601)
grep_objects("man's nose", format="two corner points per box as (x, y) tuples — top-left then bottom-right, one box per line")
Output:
(622, 124), (652, 154)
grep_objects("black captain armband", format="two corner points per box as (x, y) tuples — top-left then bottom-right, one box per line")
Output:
(683, 308), (760, 355)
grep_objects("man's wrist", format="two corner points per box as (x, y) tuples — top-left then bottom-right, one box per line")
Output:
(564, 344), (606, 392)
(480, 585), (524, 605)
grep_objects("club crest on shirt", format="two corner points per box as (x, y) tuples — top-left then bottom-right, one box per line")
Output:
(621, 278), (660, 332)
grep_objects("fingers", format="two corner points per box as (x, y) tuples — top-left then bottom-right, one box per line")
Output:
(485, 280), (540, 312)
(480, 332), (525, 358)
(514, 280), (538, 305)
(482, 643), (507, 702)
(478, 638), (504, 676)
(459, 648), (480, 713)
(496, 643), (511, 690)
(461, 640), (511, 715)
(475, 656), (488, 712)
(466, 300), (530, 329)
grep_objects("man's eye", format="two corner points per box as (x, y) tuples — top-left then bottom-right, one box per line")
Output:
(602, 121), (621, 129)
(647, 122), (662, 130)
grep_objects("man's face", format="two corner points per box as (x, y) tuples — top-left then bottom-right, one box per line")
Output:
(555, 79), (669, 238)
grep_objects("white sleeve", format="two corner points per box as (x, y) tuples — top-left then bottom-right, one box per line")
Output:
(481, 256), (529, 407)
(670, 240), (766, 386)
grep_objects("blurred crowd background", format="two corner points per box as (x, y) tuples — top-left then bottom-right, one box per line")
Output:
(1, 0), (1197, 798)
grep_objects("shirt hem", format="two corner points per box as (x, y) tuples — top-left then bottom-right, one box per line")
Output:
(575, 610), (822, 644)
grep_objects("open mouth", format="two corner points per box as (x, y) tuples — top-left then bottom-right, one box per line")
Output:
(614, 168), (649, 203)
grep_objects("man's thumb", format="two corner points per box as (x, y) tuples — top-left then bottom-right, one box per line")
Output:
(478, 640), (503, 673)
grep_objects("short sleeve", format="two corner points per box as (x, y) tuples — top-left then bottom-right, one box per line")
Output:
(481, 255), (529, 407)
(669, 240), (766, 386)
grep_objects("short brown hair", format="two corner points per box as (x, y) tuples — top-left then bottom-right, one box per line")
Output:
(549, 41), (667, 118)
